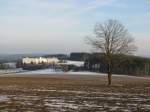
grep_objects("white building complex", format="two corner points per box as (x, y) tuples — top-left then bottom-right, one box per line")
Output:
(22, 57), (59, 65)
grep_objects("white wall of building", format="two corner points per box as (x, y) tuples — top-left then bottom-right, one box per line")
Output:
(22, 57), (59, 65)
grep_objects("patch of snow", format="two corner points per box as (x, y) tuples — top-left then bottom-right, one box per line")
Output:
(17, 69), (63, 75)
(0, 95), (9, 102)
(44, 99), (79, 109)
(33, 89), (57, 92)
(59, 90), (86, 94)
(130, 97), (149, 102)
(113, 74), (150, 79)
(142, 105), (150, 110)
(11, 68), (104, 76)
(127, 103), (137, 107)
(83, 103), (102, 108)
(107, 96), (121, 100)
(66, 71), (104, 75)
(109, 106), (120, 111)
(116, 102), (121, 105)
(0, 68), (26, 74)
(33, 89), (86, 94)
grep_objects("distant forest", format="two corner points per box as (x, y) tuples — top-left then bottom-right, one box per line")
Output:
(84, 53), (150, 76)
(46, 52), (150, 76)
(0, 53), (150, 76)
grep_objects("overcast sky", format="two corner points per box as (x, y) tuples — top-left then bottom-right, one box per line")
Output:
(0, 0), (150, 56)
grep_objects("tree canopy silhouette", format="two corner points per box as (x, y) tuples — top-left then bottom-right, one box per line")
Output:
(87, 19), (137, 85)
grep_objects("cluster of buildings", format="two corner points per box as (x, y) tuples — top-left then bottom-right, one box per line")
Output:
(22, 57), (59, 65)
(22, 57), (84, 70)
(22, 57), (84, 67)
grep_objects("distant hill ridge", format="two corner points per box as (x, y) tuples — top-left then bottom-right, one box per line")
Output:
(0, 52), (150, 63)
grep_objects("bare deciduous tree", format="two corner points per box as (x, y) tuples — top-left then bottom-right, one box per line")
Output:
(87, 19), (137, 85)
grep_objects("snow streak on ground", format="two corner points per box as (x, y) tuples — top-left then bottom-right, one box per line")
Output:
(17, 69), (101, 75)
(0, 90), (150, 112)
(0, 73), (149, 111)
(0, 68), (103, 76)
(0, 68), (26, 74)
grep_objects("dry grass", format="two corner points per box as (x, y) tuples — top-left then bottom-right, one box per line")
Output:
(0, 74), (149, 112)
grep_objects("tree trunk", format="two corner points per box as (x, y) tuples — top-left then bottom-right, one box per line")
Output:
(107, 59), (112, 85)
(108, 72), (112, 85)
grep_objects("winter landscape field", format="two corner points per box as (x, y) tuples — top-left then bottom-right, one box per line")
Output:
(0, 72), (149, 112)
(0, 0), (150, 112)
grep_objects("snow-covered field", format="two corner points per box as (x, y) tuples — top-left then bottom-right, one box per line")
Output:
(1, 68), (150, 80)
(17, 69), (102, 75)
(0, 68), (26, 74)
(18, 68), (63, 74)
(0, 91), (150, 112)
(0, 71), (149, 111)
(0, 68), (102, 75)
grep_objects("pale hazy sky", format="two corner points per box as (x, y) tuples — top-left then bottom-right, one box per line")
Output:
(0, 0), (150, 56)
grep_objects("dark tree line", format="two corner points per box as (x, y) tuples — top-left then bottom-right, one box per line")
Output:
(84, 53), (150, 76)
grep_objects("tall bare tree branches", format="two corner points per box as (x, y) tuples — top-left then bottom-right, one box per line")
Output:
(87, 19), (137, 85)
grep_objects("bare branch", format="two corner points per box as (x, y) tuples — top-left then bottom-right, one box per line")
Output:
(86, 19), (137, 85)
(86, 19), (137, 56)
